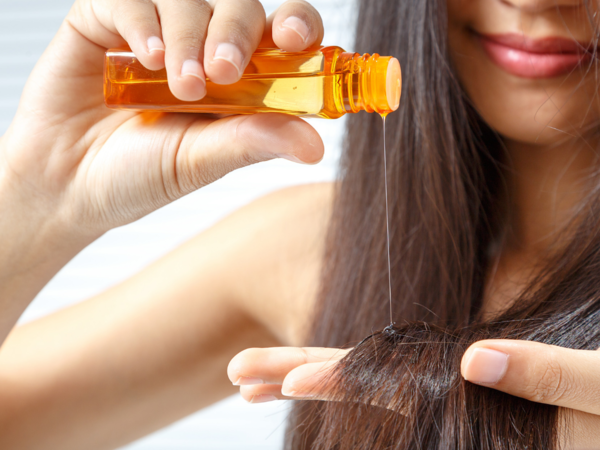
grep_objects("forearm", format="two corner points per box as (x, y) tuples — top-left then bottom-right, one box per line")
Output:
(0, 147), (95, 343)
(0, 222), (279, 450)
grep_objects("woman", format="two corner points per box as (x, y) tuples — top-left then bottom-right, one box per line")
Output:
(0, 0), (598, 448)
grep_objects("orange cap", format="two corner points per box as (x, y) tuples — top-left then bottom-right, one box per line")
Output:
(386, 58), (402, 112)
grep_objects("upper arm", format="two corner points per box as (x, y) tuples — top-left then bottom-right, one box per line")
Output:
(0, 182), (333, 449)
(200, 182), (335, 346)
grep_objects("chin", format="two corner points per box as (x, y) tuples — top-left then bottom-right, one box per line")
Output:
(477, 94), (600, 146)
(482, 110), (580, 145)
(461, 73), (599, 146)
(494, 123), (578, 146)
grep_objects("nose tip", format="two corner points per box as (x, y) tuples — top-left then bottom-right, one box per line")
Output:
(501, 0), (584, 12)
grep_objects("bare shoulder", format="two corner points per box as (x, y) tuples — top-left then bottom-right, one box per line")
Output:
(234, 182), (335, 230)
(212, 182), (336, 346)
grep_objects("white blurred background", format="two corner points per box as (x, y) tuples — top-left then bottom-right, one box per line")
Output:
(0, 0), (353, 448)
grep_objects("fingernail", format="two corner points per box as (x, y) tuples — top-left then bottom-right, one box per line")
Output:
(213, 43), (244, 77)
(250, 394), (278, 404)
(233, 377), (263, 386)
(276, 153), (309, 164)
(147, 36), (165, 53)
(463, 348), (509, 385)
(281, 386), (315, 398)
(181, 59), (205, 81)
(280, 16), (310, 43)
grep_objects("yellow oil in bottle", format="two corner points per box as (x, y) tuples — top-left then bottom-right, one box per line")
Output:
(104, 46), (401, 119)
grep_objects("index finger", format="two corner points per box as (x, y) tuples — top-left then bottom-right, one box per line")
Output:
(461, 340), (600, 415)
(204, 0), (267, 85)
(260, 0), (325, 51)
(227, 347), (349, 386)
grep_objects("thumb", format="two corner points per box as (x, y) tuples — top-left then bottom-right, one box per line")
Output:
(174, 113), (324, 195)
(461, 340), (600, 415)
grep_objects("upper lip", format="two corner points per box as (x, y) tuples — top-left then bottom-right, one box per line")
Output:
(477, 32), (596, 55)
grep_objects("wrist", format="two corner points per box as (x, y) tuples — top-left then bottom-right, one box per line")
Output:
(0, 132), (100, 247)
(0, 177), (96, 273)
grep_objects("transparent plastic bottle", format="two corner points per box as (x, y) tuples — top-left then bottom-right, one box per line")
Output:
(104, 46), (401, 119)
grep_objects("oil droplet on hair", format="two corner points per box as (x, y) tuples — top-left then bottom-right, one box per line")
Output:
(380, 113), (393, 325)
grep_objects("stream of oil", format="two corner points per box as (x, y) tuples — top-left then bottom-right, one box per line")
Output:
(381, 114), (393, 324)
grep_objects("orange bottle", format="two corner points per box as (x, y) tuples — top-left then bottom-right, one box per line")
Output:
(104, 46), (401, 119)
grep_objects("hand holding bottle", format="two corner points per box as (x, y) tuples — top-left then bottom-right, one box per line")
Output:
(0, 0), (325, 237)
(0, 0), (325, 344)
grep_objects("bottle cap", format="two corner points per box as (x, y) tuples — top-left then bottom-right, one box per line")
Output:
(386, 58), (402, 112)
(369, 55), (402, 114)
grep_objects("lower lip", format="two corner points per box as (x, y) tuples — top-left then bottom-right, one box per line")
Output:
(478, 35), (592, 79)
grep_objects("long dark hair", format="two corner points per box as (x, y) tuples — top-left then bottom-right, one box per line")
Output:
(284, 0), (600, 448)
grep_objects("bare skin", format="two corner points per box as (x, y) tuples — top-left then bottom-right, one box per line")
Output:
(0, 183), (332, 449)
(3, 0), (600, 448)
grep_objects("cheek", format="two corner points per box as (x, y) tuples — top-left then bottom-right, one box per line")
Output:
(448, 25), (600, 145)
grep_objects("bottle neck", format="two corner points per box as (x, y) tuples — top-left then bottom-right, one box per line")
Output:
(335, 52), (401, 115)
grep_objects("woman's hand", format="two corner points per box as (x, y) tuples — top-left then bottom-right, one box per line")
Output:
(0, 0), (325, 343)
(461, 340), (600, 413)
(461, 340), (600, 446)
(1, 0), (325, 238)
(227, 347), (349, 403)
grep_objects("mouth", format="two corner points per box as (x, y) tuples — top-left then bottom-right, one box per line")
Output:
(475, 32), (595, 79)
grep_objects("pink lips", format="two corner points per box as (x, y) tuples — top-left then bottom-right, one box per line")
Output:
(478, 32), (594, 79)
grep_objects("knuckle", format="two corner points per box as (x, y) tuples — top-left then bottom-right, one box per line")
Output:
(221, 20), (260, 50)
(528, 358), (570, 404)
(123, 0), (152, 9)
(247, 0), (266, 17)
(118, 10), (157, 32)
(159, 0), (212, 35)
(115, 0), (158, 27)
(172, 28), (206, 49)
(298, 348), (311, 365)
(166, 0), (212, 14)
(239, 0), (264, 11)
(214, 0), (264, 13)
(231, 117), (266, 166)
(114, 0), (135, 14)
(194, 0), (213, 16)
(213, 5), (266, 48)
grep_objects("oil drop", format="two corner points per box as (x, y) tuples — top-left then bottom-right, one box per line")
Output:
(381, 113), (393, 325)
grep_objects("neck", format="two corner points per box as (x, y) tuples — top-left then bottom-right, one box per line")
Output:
(483, 135), (598, 315)
(503, 136), (598, 256)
